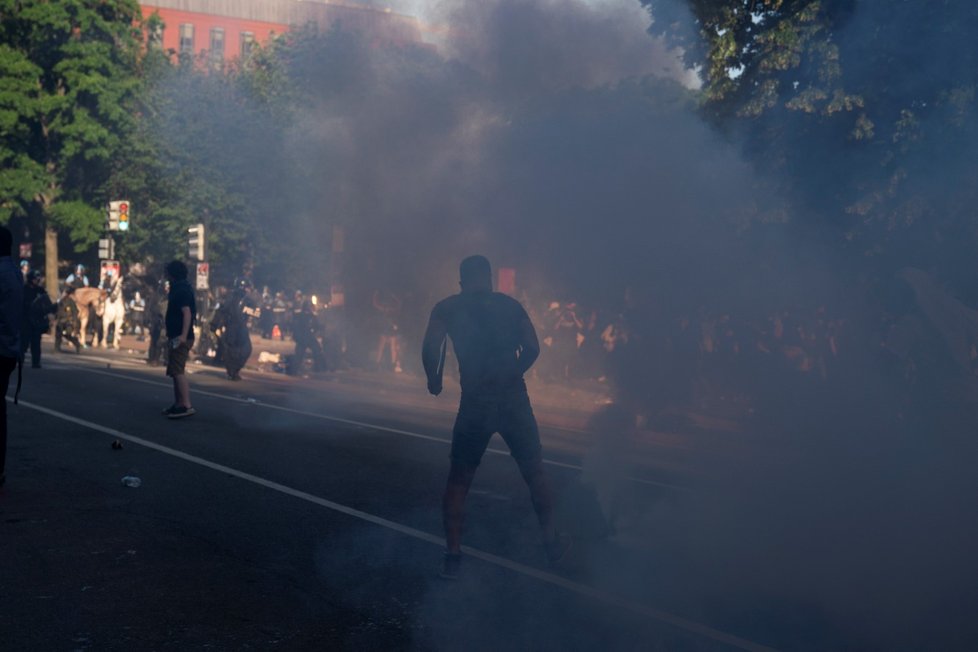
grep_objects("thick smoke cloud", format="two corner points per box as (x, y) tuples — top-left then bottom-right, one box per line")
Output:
(157, 0), (977, 648)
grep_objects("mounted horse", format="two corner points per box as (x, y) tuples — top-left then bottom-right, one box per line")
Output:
(100, 276), (126, 349)
(71, 286), (106, 347)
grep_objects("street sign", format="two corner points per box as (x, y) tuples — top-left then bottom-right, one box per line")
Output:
(100, 259), (121, 279)
(18, 243), (31, 259)
(196, 262), (209, 290)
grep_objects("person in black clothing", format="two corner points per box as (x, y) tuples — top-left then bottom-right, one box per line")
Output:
(290, 299), (327, 374)
(21, 270), (56, 368)
(146, 280), (167, 366)
(422, 255), (569, 579)
(162, 261), (196, 418)
(0, 226), (23, 487)
(54, 287), (82, 353)
(210, 278), (252, 381)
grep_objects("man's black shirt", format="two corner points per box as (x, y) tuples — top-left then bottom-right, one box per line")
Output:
(426, 290), (539, 393)
(166, 279), (197, 341)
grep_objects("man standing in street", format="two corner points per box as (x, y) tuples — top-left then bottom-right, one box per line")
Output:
(422, 255), (570, 578)
(162, 261), (196, 419)
(0, 226), (24, 487)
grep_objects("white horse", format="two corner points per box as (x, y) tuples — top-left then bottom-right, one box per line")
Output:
(100, 276), (127, 349)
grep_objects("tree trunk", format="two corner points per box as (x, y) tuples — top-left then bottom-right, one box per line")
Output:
(45, 224), (59, 299)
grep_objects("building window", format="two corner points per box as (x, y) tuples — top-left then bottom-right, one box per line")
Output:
(240, 31), (255, 59)
(210, 28), (225, 61)
(179, 23), (194, 54)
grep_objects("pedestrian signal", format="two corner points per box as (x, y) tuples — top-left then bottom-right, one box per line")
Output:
(188, 223), (205, 261)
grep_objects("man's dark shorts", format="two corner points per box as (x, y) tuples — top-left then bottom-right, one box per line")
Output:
(166, 340), (192, 377)
(451, 382), (541, 468)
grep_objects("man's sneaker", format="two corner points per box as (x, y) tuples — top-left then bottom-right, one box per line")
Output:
(167, 406), (196, 419)
(161, 404), (177, 416)
(545, 533), (572, 566)
(439, 552), (461, 580)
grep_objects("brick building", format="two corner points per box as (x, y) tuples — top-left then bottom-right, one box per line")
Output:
(140, 0), (424, 60)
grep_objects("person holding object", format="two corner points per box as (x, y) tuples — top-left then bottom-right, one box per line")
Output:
(422, 255), (570, 579)
(162, 261), (196, 419)
(0, 226), (24, 486)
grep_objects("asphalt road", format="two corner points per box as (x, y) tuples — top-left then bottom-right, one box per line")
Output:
(0, 344), (873, 651)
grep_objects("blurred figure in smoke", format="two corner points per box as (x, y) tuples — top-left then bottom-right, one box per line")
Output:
(146, 280), (168, 366)
(290, 299), (327, 375)
(373, 288), (403, 373)
(422, 255), (570, 579)
(210, 278), (253, 381)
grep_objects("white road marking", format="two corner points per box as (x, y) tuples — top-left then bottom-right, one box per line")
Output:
(12, 397), (775, 652)
(46, 356), (690, 491)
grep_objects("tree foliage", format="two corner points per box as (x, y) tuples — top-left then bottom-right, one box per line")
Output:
(0, 0), (141, 239)
(642, 0), (978, 292)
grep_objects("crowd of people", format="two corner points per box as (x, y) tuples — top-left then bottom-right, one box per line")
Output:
(17, 256), (857, 400)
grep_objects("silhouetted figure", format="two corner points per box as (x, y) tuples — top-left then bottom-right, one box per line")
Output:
(290, 300), (327, 374)
(162, 261), (196, 419)
(146, 280), (167, 366)
(374, 288), (403, 372)
(54, 287), (82, 353)
(0, 226), (23, 487)
(22, 270), (56, 368)
(422, 255), (569, 579)
(211, 278), (252, 381)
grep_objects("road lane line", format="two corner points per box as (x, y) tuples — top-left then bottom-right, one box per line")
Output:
(46, 360), (689, 491)
(12, 397), (775, 652)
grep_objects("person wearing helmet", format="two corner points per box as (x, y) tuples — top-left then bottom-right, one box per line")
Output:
(217, 279), (254, 381)
(54, 286), (82, 353)
(19, 260), (30, 282)
(22, 269), (56, 368)
(65, 263), (89, 289)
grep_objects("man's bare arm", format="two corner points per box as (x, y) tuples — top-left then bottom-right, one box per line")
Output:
(422, 316), (448, 395)
(517, 317), (540, 374)
(178, 306), (192, 343)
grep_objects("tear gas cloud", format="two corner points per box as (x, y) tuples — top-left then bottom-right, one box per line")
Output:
(157, 0), (978, 648)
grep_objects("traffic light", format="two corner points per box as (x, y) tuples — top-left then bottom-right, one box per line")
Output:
(188, 224), (205, 261)
(118, 201), (130, 232)
(107, 200), (131, 232)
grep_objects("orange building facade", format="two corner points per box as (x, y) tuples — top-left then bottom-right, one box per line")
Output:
(140, 0), (423, 60)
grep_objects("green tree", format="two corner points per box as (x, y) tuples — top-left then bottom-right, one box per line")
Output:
(0, 0), (141, 295)
(642, 1), (978, 291)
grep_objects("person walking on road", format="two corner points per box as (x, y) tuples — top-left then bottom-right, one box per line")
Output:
(162, 261), (196, 419)
(422, 255), (570, 579)
(0, 226), (24, 487)
(22, 270), (56, 368)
